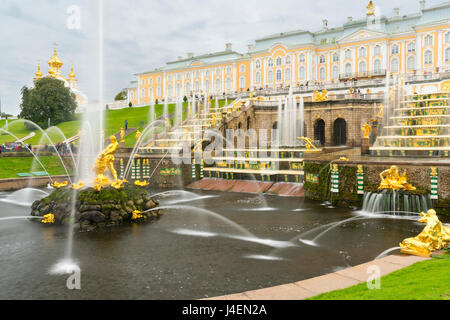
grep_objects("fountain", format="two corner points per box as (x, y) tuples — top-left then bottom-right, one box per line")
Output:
(361, 165), (430, 214)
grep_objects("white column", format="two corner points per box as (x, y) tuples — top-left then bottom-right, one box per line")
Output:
(401, 41), (406, 74)
(233, 63), (237, 91)
(438, 30), (443, 68)
(263, 58), (266, 87)
(416, 33), (422, 73)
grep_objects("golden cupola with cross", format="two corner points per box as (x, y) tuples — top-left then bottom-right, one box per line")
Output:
(48, 43), (64, 76)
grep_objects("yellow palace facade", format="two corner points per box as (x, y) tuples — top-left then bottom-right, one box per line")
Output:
(127, 1), (450, 105)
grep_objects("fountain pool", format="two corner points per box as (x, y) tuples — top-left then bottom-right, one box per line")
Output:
(1, 188), (445, 300)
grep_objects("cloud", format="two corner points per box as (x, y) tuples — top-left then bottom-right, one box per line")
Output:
(0, 0), (443, 115)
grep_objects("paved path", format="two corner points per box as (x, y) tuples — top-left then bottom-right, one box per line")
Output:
(206, 254), (429, 300)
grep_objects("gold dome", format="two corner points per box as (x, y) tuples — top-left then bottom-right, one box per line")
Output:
(48, 43), (63, 75)
(34, 60), (43, 80)
(68, 62), (76, 80)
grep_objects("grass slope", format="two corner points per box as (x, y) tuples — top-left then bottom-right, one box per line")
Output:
(310, 252), (450, 300)
(0, 100), (227, 148)
(0, 156), (71, 179)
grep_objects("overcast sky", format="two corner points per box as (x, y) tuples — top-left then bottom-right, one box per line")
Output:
(0, 0), (444, 115)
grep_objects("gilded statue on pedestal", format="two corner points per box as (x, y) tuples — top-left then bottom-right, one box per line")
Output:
(94, 135), (124, 189)
(378, 166), (416, 191)
(298, 137), (319, 152)
(366, 1), (375, 16)
(362, 123), (371, 139)
(313, 90), (328, 102)
(400, 209), (450, 257)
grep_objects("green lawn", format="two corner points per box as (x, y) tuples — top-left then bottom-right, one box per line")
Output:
(0, 156), (72, 179)
(0, 99), (228, 147)
(309, 252), (450, 300)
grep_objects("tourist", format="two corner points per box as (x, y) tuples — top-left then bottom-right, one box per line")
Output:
(124, 120), (128, 131)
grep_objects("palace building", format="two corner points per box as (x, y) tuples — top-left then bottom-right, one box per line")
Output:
(126, 1), (450, 106)
(33, 44), (88, 110)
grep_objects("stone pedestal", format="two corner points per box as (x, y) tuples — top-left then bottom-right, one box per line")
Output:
(361, 138), (370, 155)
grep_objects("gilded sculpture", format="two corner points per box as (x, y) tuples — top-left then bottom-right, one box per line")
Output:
(94, 135), (124, 189)
(366, 1), (375, 16)
(51, 181), (68, 189)
(313, 89), (328, 102)
(298, 137), (319, 152)
(362, 123), (372, 139)
(378, 166), (416, 191)
(400, 209), (450, 258)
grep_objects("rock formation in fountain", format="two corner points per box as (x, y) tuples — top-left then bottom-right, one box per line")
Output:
(31, 185), (162, 231)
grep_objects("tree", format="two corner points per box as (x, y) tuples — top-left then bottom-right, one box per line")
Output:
(115, 89), (127, 101)
(19, 77), (77, 129)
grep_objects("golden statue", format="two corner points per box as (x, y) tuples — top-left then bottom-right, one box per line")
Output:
(377, 104), (383, 118)
(41, 213), (55, 224)
(120, 128), (125, 143)
(362, 123), (372, 139)
(51, 181), (68, 189)
(313, 90), (328, 102)
(94, 135), (124, 189)
(298, 137), (319, 152)
(132, 210), (144, 220)
(366, 1), (375, 16)
(400, 209), (450, 258)
(135, 130), (141, 141)
(378, 166), (416, 191)
(71, 182), (84, 190)
(94, 184), (102, 192)
(134, 180), (149, 187)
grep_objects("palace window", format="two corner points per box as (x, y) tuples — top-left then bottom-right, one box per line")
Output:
(332, 65), (339, 79)
(424, 34), (433, 46)
(445, 32), (450, 44)
(240, 65), (245, 73)
(276, 69), (282, 81)
(445, 47), (450, 63)
(319, 67), (326, 81)
(407, 56), (416, 70)
(141, 79), (146, 85)
(226, 77), (232, 90)
(130, 92), (134, 100)
(374, 45), (381, 56)
(168, 84), (173, 96)
(157, 86), (161, 96)
(176, 83), (181, 96)
(359, 61), (367, 74)
(319, 55), (326, 64)
(168, 75), (172, 82)
(216, 68), (221, 75)
(196, 71), (201, 78)
(298, 66), (305, 79)
(215, 78), (221, 91)
(407, 42), (416, 53)
(345, 49), (352, 59)
(205, 70), (210, 77)
(205, 80), (210, 92)
(255, 71), (261, 84)
(256, 59), (261, 69)
(148, 88), (153, 98)
(359, 47), (367, 58)
(373, 59), (382, 74)
(268, 70), (274, 82)
(186, 72), (191, 79)
(141, 88), (145, 97)
(195, 81), (200, 91)
(157, 77), (161, 83)
(185, 82), (191, 93)
(268, 58), (274, 67)
(176, 74), (181, 81)
(344, 63), (352, 76)
(332, 52), (339, 62)
(149, 78), (153, 84)
(276, 56), (282, 66)
(285, 55), (291, 65)
(285, 68), (291, 81)
(391, 44), (399, 55)
(239, 76), (246, 89)
(391, 58), (399, 72)
(299, 54), (306, 63)
(424, 50), (433, 65)
(226, 66), (232, 74)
